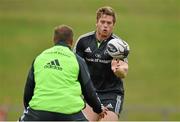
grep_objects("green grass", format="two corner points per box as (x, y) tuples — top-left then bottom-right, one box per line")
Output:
(0, 0), (179, 120)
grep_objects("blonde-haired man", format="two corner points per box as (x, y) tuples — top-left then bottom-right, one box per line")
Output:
(74, 6), (129, 121)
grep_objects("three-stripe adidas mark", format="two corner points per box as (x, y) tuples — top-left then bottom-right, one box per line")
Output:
(44, 59), (62, 70)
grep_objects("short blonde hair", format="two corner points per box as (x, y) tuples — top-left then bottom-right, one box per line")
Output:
(96, 6), (116, 24)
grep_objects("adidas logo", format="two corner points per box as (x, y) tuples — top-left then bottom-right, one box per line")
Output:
(44, 59), (62, 70)
(106, 103), (114, 109)
(84, 47), (92, 53)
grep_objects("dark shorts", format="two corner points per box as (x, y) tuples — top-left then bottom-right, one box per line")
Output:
(19, 107), (87, 121)
(98, 92), (124, 115)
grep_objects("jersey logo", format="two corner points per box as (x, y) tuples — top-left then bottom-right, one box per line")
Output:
(104, 49), (109, 55)
(44, 59), (62, 70)
(84, 47), (92, 53)
(106, 103), (114, 109)
(95, 53), (101, 58)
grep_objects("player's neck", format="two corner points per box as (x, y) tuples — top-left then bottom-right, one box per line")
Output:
(96, 32), (109, 42)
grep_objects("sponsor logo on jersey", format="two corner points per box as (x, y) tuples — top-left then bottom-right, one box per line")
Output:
(85, 58), (111, 64)
(44, 59), (62, 70)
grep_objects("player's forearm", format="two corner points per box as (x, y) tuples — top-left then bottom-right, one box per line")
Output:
(82, 81), (102, 114)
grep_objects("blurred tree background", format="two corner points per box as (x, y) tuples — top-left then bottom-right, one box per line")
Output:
(0, 0), (179, 120)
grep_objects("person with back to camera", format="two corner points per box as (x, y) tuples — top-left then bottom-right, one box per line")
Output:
(19, 25), (108, 121)
(74, 6), (130, 121)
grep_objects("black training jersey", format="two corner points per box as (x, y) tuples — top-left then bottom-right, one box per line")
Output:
(74, 31), (128, 95)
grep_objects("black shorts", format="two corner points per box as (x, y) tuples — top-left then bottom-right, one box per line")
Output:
(19, 107), (87, 121)
(98, 92), (124, 115)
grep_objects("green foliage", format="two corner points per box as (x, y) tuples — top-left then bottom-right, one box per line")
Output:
(0, 0), (179, 120)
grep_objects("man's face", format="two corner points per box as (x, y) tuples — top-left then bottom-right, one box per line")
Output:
(96, 14), (114, 40)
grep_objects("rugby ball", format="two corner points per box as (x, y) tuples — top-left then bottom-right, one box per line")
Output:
(107, 38), (129, 59)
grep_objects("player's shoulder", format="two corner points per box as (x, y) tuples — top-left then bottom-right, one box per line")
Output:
(74, 31), (95, 51)
(77, 31), (95, 41)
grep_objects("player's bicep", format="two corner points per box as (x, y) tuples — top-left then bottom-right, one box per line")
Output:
(24, 61), (35, 109)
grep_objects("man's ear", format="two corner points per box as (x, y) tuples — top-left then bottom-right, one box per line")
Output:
(53, 36), (58, 44)
(67, 39), (73, 47)
(70, 39), (73, 46)
(53, 36), (57, 44)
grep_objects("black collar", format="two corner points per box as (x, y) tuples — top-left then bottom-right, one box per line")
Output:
(55, 41), (71, 49)
(95, 31), (113, 42)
